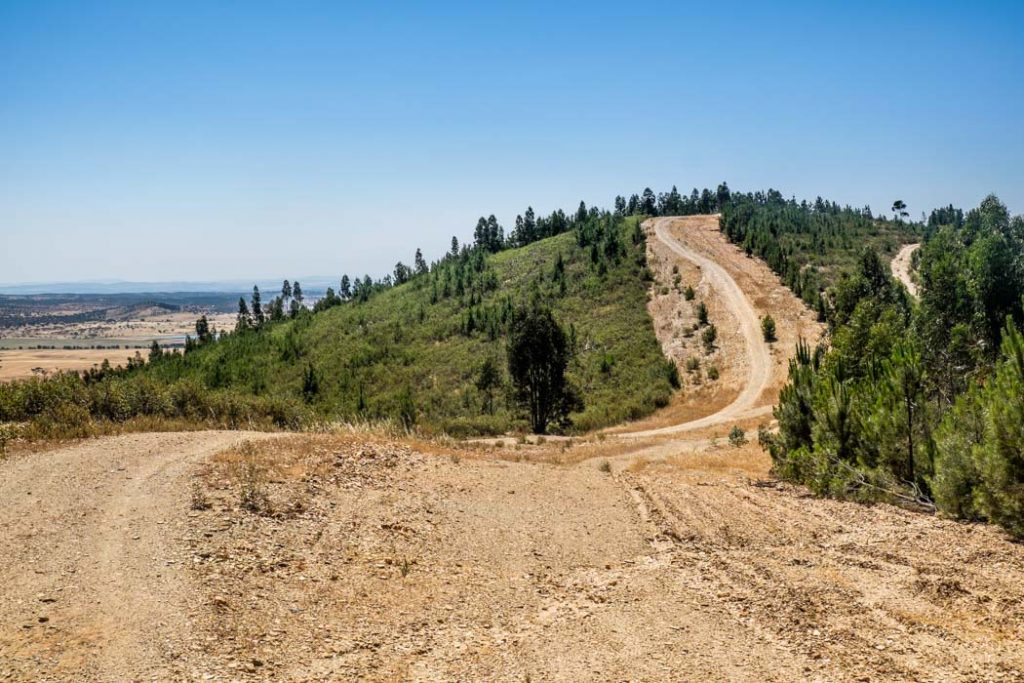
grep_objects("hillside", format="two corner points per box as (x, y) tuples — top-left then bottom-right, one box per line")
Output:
(4, 215), (1023, 682)
(131, 216), (678, 436)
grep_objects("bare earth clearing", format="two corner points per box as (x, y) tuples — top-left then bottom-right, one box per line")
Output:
(2, 219), (1023, 682)
(892, 243), (921, 298)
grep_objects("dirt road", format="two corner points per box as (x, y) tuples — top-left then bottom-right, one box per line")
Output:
(0, 431), (277, 681)
(3, 221), (1022, 681)
(620, 218), (774, 437)
(892, 243), (920, 298)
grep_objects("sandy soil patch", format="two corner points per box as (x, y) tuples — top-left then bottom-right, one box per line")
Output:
(0, 348), (141, 381)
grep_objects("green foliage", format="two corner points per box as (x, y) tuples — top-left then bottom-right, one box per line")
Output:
(475, 357), (503, 415)
(761, 314), (777, 342)
(701, 325), (717, 353)
(696, 302), (709, 327)
(768, 193), (1024, 538)
(936, 320), (1024, 537)
(4, 209), (674, 438)
(721, 191), (918, 313)
(728, 426), (747, 447)
(507, 305), (582, 434)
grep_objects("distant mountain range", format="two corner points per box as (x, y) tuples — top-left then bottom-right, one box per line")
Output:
(0, 277), (340, 296)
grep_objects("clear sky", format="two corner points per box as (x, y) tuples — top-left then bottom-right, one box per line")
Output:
(1, 1), (1022, 285)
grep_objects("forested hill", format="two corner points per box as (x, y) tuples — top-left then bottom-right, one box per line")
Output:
(762, 194), (1024, 539)
(144, 213), (682, 436)
(0, 185), (737, 438)
(720, 190), (920, 316)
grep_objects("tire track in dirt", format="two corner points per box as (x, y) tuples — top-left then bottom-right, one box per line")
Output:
(0, 431), (278, 681)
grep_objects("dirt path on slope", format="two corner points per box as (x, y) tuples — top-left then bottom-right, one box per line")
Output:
(623, 218), (772, 436)
(0, 431), (277, 681)
(892, 242), (920, 297)
(613, 215), (821, 439)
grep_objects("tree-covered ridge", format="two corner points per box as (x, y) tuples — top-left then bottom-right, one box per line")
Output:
(142, 214), (678, 436)
(720, 191), (919, 316)
(3, 185), (729, 438)
(765, 194), (1024, 539)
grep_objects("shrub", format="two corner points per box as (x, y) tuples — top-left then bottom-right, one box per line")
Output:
(189, 481), (210, 510)
(728, 426), (747, 447)
(684, 285), (695, 301)
(761, 314), (777, 343)
(707, 365), (720, 380)
(685, 357), (700, 373)
(702, 325), (718, 353)
(238, 459), (270, 514)
(696, 301), (709, 326)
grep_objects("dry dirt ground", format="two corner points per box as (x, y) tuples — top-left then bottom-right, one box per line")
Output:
(2, 220), (1023, 682)
(0, 348), (141, 382)
(0, 312), (236, 382)
(892, 243), (921, 298)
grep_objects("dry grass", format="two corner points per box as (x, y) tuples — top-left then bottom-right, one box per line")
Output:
(0, 348), (141, 382)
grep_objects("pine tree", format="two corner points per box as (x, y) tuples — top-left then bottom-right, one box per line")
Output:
(414, 248), (428, 275)
(292, 281), (303, 304)
(761, 314), (777, 342)
(340, 274), (351, 300)
(251, 286), (265, 327)
(301, 363), (319, 402)
(282, 279), (292, 300)
(195, 315), (213, 344)
(148, 339), (162, 363)
(476, 357), (503, 414)
(236, 297), (252, 332)
(507, 305), (583, 434)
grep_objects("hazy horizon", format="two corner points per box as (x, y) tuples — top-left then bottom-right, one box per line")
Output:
(2, 1), (1022, 283)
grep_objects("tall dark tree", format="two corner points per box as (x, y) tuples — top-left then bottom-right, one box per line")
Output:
(282, 279), (292, 300)
(195, 315), (213, 344)
(251, 286), (265, 327)
(507, 305), (582, 434)
(394, 261), (411, 285)
(236, 297), (252, 332)
(716, 182), (731, 208)
(614, 195), (626, 216)
(292, 281), (304, 304)
(414, 248), (428, 275)
(641, 188), (657, 215)
(892, 199), (909, 221)
(340, 274), (351, 300)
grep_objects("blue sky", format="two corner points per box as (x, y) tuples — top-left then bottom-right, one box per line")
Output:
(1, 1), (1022, 284)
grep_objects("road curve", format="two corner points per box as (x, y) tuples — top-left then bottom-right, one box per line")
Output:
(616, 217), (773, 438)
(891, 243), (920, 298)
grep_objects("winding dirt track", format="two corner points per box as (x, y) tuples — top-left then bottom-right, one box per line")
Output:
(619, 218), (773, 437)
(2, 221), (1023, 681)
(892, 243), (921, 298)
